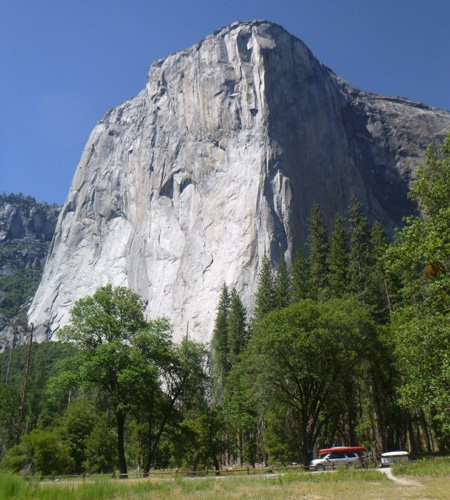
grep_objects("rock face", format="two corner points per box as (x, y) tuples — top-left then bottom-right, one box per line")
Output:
(28, 20), (450, 344)
(0, 194), (60, 350)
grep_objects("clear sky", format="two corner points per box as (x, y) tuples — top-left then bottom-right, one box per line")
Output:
(1, 0), (449, 205)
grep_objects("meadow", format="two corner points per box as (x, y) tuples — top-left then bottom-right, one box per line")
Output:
(2, 460), (450, 500)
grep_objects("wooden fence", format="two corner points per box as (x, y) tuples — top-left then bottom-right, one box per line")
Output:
(38, 464), (308, 482)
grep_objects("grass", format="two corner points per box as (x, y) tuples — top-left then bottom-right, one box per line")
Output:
(394, 456), (450, 477)
(2, 462), (450, 500)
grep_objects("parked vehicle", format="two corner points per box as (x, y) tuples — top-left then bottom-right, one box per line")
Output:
(378, 451), (409, 467)
(310, 447), (366, 471)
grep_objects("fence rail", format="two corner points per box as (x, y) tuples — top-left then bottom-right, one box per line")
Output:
(38, 465), (308, 482)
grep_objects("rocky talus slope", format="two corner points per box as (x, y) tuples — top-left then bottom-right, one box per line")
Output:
(28, 21), (450, 344)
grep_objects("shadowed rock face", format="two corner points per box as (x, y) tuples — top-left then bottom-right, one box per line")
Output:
(28, 20), (450, 344)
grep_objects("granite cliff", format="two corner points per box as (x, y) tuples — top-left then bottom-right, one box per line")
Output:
(28, 21), (450, 344)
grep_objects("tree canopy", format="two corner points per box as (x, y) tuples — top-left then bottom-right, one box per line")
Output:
(385, 132), (450, 430)
(240, 298), (376, 464)
(57, 284), (206, 475)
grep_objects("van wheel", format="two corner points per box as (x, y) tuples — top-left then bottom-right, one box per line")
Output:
(316, 465), (325, 472)
(346, 463), (355, 470)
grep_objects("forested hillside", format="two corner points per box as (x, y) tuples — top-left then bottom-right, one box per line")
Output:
(1, 133), (450, 475)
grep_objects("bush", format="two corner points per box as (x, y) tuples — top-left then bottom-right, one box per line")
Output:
(2, 429), (74, 476)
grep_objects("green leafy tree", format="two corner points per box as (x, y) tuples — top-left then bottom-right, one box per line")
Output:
(139, 338), (207, 472)
(242, 298), (376, 465)
(58, 284), (171, 476)
(307, 202), (329, 300)
(385, 131), (450, 432)
(56, 397), (96, 473)
(168, 408), (226, 471)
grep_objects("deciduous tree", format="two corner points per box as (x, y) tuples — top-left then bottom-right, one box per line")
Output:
(242, 298), (375, 465)
(58, 285), (183, 476)
(385, 132), (450, 432)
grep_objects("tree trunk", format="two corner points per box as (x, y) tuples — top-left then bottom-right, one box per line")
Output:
(301, 408), (314, 466)
(116, 412), (128, 477)
(369, 381), (385, 453)
(237, 426), (243, 467)
(407, 414), (419, 456)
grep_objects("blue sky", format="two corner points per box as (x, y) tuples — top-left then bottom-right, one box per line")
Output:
(1, 0), (449, 205)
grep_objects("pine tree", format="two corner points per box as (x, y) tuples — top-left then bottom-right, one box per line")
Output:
(368, 221), (392, 321)
(227, 288), (248, 368)
(253, 256), (275, 326)
(347, 196), (371, 302)
(212, 283), (231, 396)
(327, 213), (349, 298)
(274, 254), (292, 309)
(307, 202), (329, 301)
(292, 248), (310, 302)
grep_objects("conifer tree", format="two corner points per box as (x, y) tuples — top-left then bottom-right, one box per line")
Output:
(211, 283), (231, 396)
(253, 256), (275, 326)
(292, 248), (310, 302)
(227, 288), (248, 369)
(368, 221), (392, 321)
(307, 202), (329, 301)
(327, 213), (349, 298)
(274, 254), (292, 309)
(347, 196), (371, 302)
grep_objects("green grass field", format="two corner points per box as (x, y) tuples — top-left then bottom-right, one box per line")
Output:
(2, 460), (450, 500)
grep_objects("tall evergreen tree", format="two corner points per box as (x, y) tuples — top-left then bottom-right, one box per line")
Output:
(347, 196), (371, 302)
(327, 213), (349, 298)
(211, 283), (231, 397)
(292, 248), (310, 302)
(274, 254), (292, 309)
(307, 202), (329, 301)
(253, 256), (276, 326)
(368, 221), (392, 321)
(227, 288), (248, 369)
